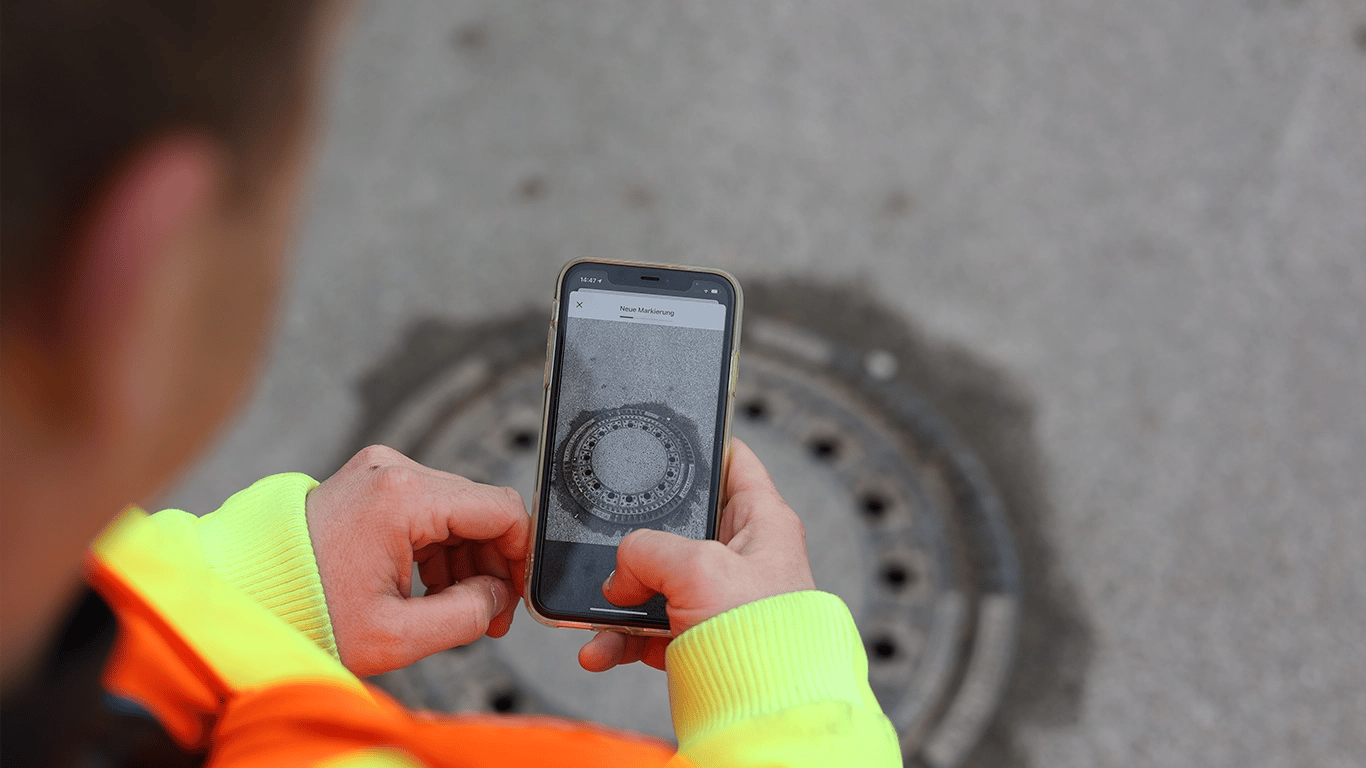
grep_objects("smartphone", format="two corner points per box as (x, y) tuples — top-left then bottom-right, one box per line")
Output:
(525, 259), (743, 635)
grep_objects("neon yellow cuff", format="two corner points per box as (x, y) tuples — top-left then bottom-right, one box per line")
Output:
(194, 473), (338, 659)
(665, 591), (883, 748)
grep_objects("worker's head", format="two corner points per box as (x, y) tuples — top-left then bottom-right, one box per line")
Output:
(1, 1), (342, 688)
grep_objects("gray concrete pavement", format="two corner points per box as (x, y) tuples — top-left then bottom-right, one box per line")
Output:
(166, 2), (1366, 765)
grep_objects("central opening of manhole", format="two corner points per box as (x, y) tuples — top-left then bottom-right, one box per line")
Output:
(355, 283), (1022, 768)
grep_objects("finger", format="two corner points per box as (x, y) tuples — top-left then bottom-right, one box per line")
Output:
(413, 541), (445, 564)
(447, 541), (479, 582)
(618, 635), (650, 666)
(481, 486), (530, 563)
(510, 552), (527, 598)
(485, 551), (519, 637)
(474, 541), (513, 580)
(486, 593), (518, 638)
(397, 575), (511, 656)
(417, 545), (456, 595)
(725, 438), (782, 502)
(579, 631), (627, 672)
(578, 632), (651, 672)
(390, 469), (529, 558)
(719, 439), (785, 542)
(439, 483), (529, 563)
(578, 632), (668, 673)
(641, 639), (669, 671)
(447, 543), (513, 592)
(478, 544), (523, 600)
(605, 529), (707, 607)
(723, 440), (808, 556)
(424, 545), (468, 595)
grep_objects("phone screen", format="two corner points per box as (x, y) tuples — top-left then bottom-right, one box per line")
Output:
(533, 263), (738, 628)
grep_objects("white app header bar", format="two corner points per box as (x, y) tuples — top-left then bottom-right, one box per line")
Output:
(567, 288), (725, 331)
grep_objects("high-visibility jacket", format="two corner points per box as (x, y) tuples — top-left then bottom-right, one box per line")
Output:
(88, 473), (900, 767)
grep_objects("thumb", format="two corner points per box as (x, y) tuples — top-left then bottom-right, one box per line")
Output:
(398, 575), (511, 657)
(606, 529), (705, 607)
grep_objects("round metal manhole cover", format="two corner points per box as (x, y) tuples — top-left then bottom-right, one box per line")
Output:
(357, 288), (1021, 768)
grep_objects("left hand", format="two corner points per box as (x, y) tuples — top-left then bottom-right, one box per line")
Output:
(305, 445), (530, 677)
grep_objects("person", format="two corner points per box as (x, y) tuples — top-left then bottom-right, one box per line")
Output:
(0, 2), (900, 766)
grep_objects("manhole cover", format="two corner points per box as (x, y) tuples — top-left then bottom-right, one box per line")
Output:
(357, 287), (1021, 768)
(557, 404), (701, 531)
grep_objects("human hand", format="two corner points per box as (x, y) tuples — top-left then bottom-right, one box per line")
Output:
(305, 445), (529, 677)
(577, 438), (815, 672)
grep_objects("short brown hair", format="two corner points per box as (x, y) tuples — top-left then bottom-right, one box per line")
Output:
(2, 0), (328, 306)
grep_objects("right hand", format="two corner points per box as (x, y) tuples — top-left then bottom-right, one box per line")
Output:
(577, 438), (815, 672)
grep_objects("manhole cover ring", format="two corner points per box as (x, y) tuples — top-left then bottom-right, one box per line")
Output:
(559, 405), (698, 526)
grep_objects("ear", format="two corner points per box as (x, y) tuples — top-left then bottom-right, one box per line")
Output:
(58, 136), (226, 444)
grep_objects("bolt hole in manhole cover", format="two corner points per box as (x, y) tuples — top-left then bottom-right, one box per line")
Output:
(356, 282), (1022, 768)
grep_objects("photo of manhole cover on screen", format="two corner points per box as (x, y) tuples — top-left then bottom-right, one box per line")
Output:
(555, 404), (703, 534)
(351, 282), (1027, 768)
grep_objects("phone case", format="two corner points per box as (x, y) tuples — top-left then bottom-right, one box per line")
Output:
(523, 258), (744, 636)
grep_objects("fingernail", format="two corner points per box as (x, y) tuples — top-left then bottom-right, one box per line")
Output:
(602, 569), (615, 593)
(489, 580), (509, 614)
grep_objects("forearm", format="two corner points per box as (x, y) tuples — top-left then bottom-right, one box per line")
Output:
(666, 591), (901, 767)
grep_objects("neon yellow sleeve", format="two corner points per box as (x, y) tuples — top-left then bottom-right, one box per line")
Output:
(666, 591), (901, 768)
(190, 473), (340, 660)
